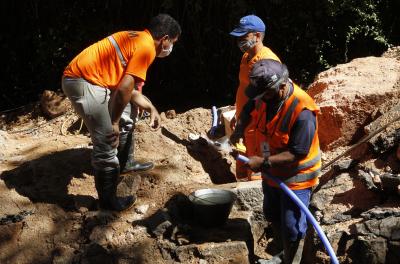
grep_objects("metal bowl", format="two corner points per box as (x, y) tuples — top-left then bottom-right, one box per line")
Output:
(188, 188), (237, 227)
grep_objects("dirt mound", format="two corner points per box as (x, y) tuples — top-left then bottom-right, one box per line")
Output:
(308, 56), (400, 151)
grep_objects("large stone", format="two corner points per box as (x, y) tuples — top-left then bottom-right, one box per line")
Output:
(349, 236), (387, 264)
(40, 90), (70, 119)
(356, 217), (400, 240)
(380, 173), (400, 195)
(175, 241), (249, 264)
(232, 180), (263, 211)
(361, 207), (400, 220)
(387, 241), (400, 264)
(366, 103), (400, 154)
(307, 56), (400, 150)
(146, 208), (173, 238)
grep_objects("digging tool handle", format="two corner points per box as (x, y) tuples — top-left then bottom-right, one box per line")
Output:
(322, 114), (400, 170)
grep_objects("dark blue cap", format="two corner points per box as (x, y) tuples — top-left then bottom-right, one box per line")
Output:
(230, 15), (266, 37)
(245, 59), (289, 99)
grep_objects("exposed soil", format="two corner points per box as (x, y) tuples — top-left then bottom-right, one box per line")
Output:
(0, 104), (241, 263)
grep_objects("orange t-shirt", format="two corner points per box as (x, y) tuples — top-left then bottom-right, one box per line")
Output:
(63, 30), (156, 89)
(235, 46), (281, 118)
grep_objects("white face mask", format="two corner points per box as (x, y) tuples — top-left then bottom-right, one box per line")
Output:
(157, 41), (173, 58)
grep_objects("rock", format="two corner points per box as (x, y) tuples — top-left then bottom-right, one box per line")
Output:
(165, 110), (176, 119)
(40, 90), (70, 118)
(198, 241), (249, 264)
(361, 207), (400, 220)
(356, 217), (400, 240)
(124, 212), (143, 223)
(307, 57), (400, 150)
(356, 170), (380, 191)
(175, 241), (249, 264)
(199, 259), (209, 264)
(332, 159), (358, 172)
(349, 236), (387, 264)
(366, 103), (400, 154)
(311, 173), (354, 211)
(321, 213), (352, 225)
(387, 241), (400, 263)
(380, 173), (400, 195)
(174, 244), (199, 262)
(232, 180), (263, 211)
(146, 208), (173, 238)
(135, 204), (149, 215)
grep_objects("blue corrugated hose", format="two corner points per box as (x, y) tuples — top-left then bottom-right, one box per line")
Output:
(237, 154), (339, 264)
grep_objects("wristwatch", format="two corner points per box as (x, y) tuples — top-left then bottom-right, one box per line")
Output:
(262, 158), (272, 170)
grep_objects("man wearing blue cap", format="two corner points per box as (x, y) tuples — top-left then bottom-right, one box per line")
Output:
(229, 15), (281, 181)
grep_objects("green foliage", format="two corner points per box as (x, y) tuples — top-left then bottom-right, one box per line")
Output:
(0, 0), (398, 112)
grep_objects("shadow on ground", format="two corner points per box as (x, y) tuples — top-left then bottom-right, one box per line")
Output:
(161, 127), (236, 184)
(1, 148), (96, 211)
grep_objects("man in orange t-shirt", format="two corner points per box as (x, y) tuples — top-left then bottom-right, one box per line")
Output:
(229, 15), (281, 181)
(62, 14), (181, 211)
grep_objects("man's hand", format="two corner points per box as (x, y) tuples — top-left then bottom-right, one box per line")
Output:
(106, 123), (120, 148)
(230, 115), (236, 130)
(247, 156), (264, 172)
(149, 107), (161, 131)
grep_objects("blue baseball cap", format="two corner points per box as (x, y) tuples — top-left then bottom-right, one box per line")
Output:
(230, 15), (266, 37)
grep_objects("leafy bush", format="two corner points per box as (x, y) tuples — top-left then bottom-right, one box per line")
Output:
(0, 0), (397, 112)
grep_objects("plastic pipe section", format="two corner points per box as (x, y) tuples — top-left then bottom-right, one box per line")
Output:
(237, 154), (339, 264)
(210, 106), (218, 136)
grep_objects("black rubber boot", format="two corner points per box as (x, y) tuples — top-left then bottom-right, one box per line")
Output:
(117, 131), (154, 173)
(283, 238), (305, 264)
(257, 224), (284, 264)
(94, 168), (136, 211)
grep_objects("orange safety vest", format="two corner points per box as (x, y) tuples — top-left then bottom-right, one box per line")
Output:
(255, 82), (321, 190)
(235, 47), (280, 180)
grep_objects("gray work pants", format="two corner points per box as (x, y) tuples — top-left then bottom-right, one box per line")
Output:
(62, 77), (134, 172)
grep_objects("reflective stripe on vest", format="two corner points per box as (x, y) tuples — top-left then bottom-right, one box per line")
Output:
(295, 151), (321, 171)
(282, 169), (320, 184)
(108, 36), (127, 68)
(263, 151), (321, 183)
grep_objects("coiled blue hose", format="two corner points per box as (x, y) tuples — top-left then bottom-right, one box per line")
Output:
(237, 154), (339, 264)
